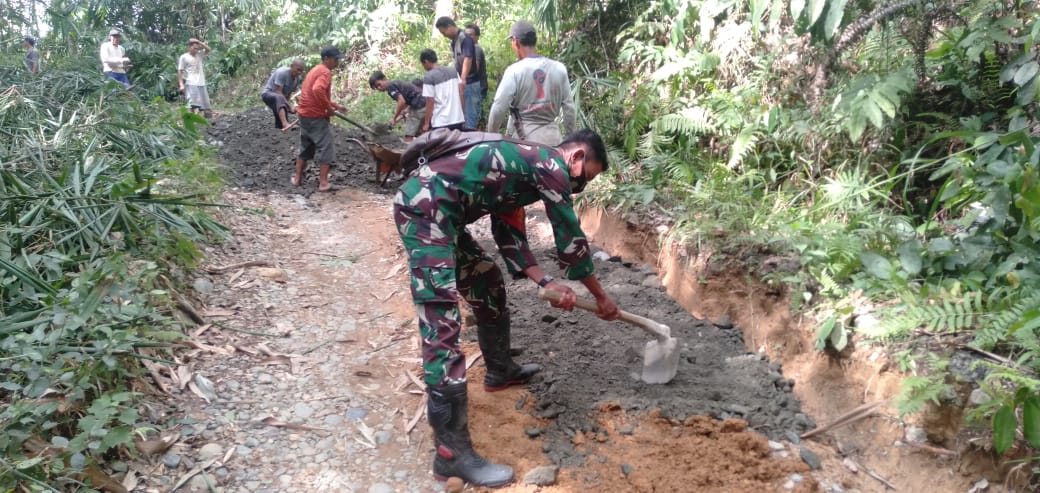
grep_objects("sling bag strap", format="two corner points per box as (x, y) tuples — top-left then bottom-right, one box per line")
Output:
(399, 128), (543, 176)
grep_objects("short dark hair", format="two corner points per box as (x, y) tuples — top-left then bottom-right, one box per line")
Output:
(411, 78), (423, 88)
(562, 129), (610, 171)
(368, 70), (387, 89)
(464, 24), (480, 37)
(435, 17), (455, 28)
(419, 49), (437, 64)
(23, 36), (35, 46)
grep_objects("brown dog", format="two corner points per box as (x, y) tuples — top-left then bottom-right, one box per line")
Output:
(345, 138), (402, 186)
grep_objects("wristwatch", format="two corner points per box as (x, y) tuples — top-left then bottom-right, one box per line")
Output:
(537, 275), (555, 288)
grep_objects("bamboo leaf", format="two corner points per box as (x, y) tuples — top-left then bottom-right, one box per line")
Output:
(0, 257), (57, 296)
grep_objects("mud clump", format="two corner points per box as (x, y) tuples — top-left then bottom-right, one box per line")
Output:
(205, 107), (403, 195)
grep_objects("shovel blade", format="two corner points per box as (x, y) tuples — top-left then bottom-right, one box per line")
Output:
(641, 337), (679, 384)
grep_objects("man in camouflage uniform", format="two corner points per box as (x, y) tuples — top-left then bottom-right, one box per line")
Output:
(394, 129), (620, 487)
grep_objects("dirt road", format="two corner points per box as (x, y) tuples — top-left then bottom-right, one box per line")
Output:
(125, 109), (820, 492)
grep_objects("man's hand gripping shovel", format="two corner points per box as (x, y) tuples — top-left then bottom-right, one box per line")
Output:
(538, 289), (679, 384)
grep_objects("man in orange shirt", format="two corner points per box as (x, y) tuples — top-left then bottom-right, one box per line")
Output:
(293, 46), (348, 192)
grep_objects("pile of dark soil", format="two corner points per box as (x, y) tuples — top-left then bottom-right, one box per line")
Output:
(206, 107), (402, 195)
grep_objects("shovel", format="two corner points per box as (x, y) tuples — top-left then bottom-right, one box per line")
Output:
(538, 289), (679, 384)
(332, 111), (379, 136)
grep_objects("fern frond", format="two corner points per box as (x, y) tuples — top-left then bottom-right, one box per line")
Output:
(814, 269), (841, 296)
(895, 374), (950, 416)
(978, 362), (1040, 392)
(976, 288), (1040, 349)
(651, 106), (717, 139)
(868, 292), (984, 339)
(727, 127), (759, 170)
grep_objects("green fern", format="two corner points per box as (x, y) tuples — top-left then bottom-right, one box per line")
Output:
(978, 362), (1040, 393)
(868, 292), (985, 338)
(814, 269), (842, 296)
(823, 234), (863, 279)
(975, 289), (1040, 349)
(727, 127), (759, 170)
(651, 106), (717, 138)
(623, 85), (659, 158)
(831, 69), (914, 141)
(896, 374), (951, 415)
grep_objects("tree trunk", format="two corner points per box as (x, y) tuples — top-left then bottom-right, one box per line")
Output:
(433, 0), (452, 39)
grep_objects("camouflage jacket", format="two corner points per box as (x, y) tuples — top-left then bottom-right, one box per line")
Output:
(408, 140), (593, 280)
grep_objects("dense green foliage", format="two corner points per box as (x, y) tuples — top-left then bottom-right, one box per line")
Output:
(550, 0), (1040, 465)
(0, 56), (222, 487)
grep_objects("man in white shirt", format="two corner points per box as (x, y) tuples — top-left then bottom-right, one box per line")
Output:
(178, 38), (213, 117)
(487, 21), (576, 146)
(419, 49), (465, 132)
(99, 29), (131, 89)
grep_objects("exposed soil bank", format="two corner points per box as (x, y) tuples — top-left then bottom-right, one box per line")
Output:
(579, 207), (1008, 492)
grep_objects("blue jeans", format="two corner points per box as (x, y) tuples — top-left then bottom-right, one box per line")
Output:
(105, 71), (131, 89)
(463, 82), (483, 130)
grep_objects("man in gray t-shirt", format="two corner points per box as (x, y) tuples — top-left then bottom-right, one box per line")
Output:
(261, 59), (306, 130)
(487, 21), (576, 146)
(23, 37), (40, 75)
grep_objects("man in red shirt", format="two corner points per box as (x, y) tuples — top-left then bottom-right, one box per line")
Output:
(293, 46), (348, 192)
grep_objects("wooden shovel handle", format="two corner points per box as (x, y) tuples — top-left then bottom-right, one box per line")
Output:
(332, 111), (377, 136)
(537, 289), (670, 339)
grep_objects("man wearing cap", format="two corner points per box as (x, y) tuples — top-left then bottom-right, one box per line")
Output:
(261, 59), (306, 131)
(488, 21), (576, 146)
(393, 127), (620, 486)
(178, 38), (213, 117)
(23, 37), (40, 75)
(100, 29), (131, 89)
(434, 17), (482, 130)
(368, 70), (426, 143)
(419, 49), (465, 133)
(293, 47), (348, 192)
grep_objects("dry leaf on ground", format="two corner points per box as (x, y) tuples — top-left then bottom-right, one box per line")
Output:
(134, 434), (178, 456)
(256, 267), (289, 283)
(381, 263), (403, 280)
(259, 416), (327, 432)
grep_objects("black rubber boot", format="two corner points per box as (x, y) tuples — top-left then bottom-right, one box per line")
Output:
(428, 382), (514, 487)
(478, 311), (541, 392)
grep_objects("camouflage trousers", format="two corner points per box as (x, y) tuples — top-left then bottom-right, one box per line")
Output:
(393, 188), (507, 387)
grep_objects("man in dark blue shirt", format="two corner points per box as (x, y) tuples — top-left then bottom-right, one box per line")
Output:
(435, 16), (482, 130)
(465, 24), (489, 104)
(369, 70), (427, 142)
